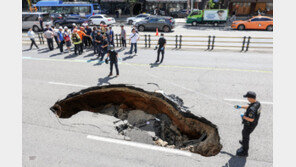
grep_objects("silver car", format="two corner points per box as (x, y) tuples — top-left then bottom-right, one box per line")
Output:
(22, 12), (52, 32)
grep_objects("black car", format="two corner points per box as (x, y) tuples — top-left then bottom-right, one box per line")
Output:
(135, 16), (175, 32)
(53, 16), (89, 28)
(170, 9), (190, 18)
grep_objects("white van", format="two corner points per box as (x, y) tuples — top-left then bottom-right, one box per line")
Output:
(22, 12), (53, 32)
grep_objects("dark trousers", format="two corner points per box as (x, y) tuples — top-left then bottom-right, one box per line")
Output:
(100, 49), (107, 61)
(74, 44), (82, 55)
(46, 38), (54, 50)
(59, 41), (64, 53)
(241, 124), (257, 152)
(93, 41), (97, 54)
(110, 61), (119, 75)
(156, 48), (165, 63)
(87, 36), (92, 47)
(121, 37), (126, 47)
(97, 44), (102, 57)
(129, 43), (137, 54)
(80, 43), (84, 53)
(30, 39), (39, 49)
(54, 36), (59, 48)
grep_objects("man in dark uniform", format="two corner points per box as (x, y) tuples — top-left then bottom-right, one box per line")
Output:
(91, 27), (98, 54)
(234, 91), (261, 157)
(155, 33), (166, 64)
(95, 31), (103, 59)
(107, 45), (119, 77)
(99, 34), (109, 63)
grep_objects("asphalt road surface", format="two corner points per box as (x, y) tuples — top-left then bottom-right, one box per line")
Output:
(22, 45), (272, 167)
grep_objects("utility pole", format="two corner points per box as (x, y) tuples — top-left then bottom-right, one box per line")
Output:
(191, 0), (194, 10)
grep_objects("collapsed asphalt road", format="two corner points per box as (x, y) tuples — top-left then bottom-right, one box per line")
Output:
(50, 84), (222, 157)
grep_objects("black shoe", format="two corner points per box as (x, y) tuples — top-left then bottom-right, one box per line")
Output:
(236, 149), (248, 157)
(239, 140), (243, 145)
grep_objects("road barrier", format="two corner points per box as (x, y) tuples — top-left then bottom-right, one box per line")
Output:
(22, 32), (273, 52)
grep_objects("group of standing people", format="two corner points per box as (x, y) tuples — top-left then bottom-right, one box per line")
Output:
(28, 23), (167, 76)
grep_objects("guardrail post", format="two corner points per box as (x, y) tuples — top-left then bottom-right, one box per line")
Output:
(179, 35), (182, 49)
(245, 36), (251, 52)
(241, 36), (246, 52)
(175, 35), (178, 49)
(148, 34), (151, 48)
(145, 34), (147, 48)
(210, 36), (215, 51)
(115, 34), (119, 47)
(207, 35), (211, 50)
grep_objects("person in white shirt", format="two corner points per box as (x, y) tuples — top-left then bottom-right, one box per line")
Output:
(43, 29), (54, 50)
(27, 28), (39, 50)
(128, 28), (140, 55)
(51, 26), (60, 48)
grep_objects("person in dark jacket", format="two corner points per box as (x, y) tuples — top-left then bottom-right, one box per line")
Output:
(155, 33), (166, 64)
(107, 45), (119, 77)
(234, 91), (262, 157)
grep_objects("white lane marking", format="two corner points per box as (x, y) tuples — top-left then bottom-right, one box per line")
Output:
(224, 98), (273, 105)
(48, 82), (89, 88)
(86, 135), (192, 157)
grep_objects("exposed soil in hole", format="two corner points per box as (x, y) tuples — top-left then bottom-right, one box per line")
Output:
(50, 84), (222, 156)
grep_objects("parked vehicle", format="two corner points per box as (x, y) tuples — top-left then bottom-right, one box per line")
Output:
(88, 14), (116, 25)
(135, 16), (175, 32)
(231, 15), (273, 31)
(171, 9), (190, 18)
(54, 16), (89, 28)
(127, 14), (151, 25)
(22, 12), (53, 32)
(186, 9), (228, 26)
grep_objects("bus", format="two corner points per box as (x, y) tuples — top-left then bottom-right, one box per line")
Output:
(34, 0), (101, 18)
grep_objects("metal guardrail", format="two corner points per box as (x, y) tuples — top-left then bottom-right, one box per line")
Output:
(23, 33), (273, 52)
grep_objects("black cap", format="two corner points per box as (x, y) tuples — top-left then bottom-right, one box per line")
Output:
(243, 91), (256, 99)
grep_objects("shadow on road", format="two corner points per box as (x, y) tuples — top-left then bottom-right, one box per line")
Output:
(64, 53), (80, 59)
(220, 151), (247, 167)
(49, 53), (62, 57)
(122, 54), (137, 61)
(84, 52), (95, 58)
(97, 76), (116, 86)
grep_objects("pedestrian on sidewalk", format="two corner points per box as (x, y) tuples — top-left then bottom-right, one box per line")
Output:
(63, 26), (71, 53)
(99, 34), (109, 63)
(57, 27), (64, 53)
(234, 91), (261, 157)
(52, 26), (59, 48)
(95, 30), (103, 59)
(155, 33), (166, 64)
(43, 28), (54, 50)
(108, 26), (114, 46)
(107, 45), (119, 77)
(118, 8), (122, 18)
(39, 17), (44, 31)
(91, 27), (98, 54)
(27, 28), (39, 50)
(77, 27), (87, 53)
(71, 29), (82, 55)
(128, 28), (140, 55)
(120, 24), (126, 48)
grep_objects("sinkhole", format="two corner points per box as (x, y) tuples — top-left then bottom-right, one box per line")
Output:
(50, 84), (222, 157)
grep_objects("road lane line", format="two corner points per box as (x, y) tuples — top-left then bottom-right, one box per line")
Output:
(86, 135), (192, 157)
(22, 56), (272, 74)
(224, 98), (273, 105)
(48, 82), (89, 88)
